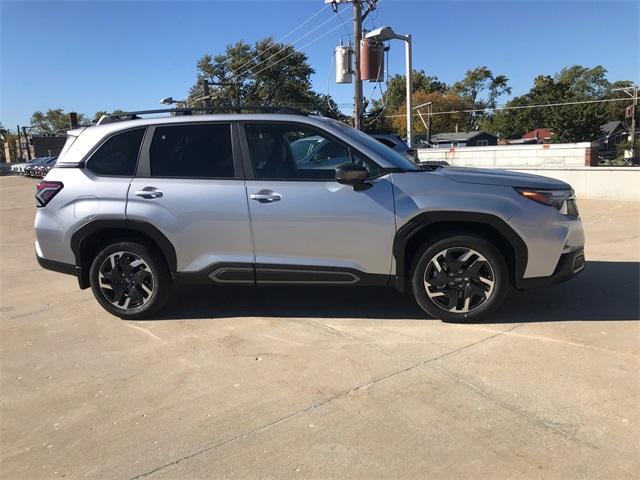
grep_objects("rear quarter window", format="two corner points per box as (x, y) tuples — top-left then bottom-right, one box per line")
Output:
(86, 129), (145, 176)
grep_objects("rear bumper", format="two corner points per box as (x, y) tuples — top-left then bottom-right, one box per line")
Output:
(36, 254), (78, 276)
(515, 248), (585, 290)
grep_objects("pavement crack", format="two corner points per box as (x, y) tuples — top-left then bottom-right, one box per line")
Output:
(128, 324), (519, 479)
(303, 319), (410, 361)
(427, 363), (598, 448)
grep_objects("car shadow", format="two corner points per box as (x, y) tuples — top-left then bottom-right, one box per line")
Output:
(150, 261), (639, 323)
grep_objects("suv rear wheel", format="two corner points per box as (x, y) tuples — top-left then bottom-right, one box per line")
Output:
(411, 235), (508, 322)
(89, 241), (171, 319)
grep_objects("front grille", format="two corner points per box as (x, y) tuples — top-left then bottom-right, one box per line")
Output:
(573, 254), (585, 272)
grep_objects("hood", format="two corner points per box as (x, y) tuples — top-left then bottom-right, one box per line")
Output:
(434, 166), (570, 189)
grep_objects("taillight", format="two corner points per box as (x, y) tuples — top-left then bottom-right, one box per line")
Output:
(35, 181), (63, 207)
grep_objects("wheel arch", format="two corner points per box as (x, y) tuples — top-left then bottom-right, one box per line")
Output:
(392, 211), (527, 291)
(70, 220), (177, 289)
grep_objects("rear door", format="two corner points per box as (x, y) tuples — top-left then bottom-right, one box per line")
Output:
(126, 122), (254, 282)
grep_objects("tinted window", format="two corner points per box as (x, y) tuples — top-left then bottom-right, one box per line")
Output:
(150, 124), (234, 178)
(245, 124), (380, 180)
(87, 129), (144, 176)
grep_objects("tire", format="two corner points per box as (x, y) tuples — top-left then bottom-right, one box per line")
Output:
(89, 241), (172, 320)
(410, 234), (509, 323)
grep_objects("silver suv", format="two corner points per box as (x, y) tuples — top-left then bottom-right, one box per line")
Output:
(34, 112), (585, 322)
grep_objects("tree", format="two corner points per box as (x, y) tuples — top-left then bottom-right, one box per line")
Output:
(452, 66), (511, 130)
(188, 38), (343, 119)
(376, 70), (447, 112)
(490, 65), (628, 142)
(389, 91), (473, 138)
(93, 109), (127, 122)
(30, 109), (86, 134)
(366, 70), (446, 132)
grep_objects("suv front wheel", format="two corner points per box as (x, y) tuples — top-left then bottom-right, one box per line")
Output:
(411, 235), (509, 322)
(89, 241), (171, 320)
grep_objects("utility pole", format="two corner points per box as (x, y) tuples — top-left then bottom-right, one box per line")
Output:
(17, 124), (23, 160)
(353, 0), (363, 130)
(200, 79), (211, 108)
(631, 86), (638, 161)
(614, 85), (638, 161)
(22, 126), (31, 161)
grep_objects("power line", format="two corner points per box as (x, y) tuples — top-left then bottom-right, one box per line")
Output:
(230, 4), (331, 78)
(384, 97), (632, 118)
(249, 19), (354, 79)
(234, 11), (348, 79)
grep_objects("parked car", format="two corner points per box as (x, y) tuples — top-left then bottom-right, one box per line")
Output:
(370, 133), (448, 166)
(35, 112), (585, 322)
(20, 156), (56, 177)
(32, 157), (57, 177)
(11, 157), (44, 175)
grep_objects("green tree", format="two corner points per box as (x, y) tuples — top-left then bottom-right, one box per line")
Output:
(452, 66), (511, 129)
(490, 65), (628, 142)
(30, 109), (86, 134)
(366, 70), (446, 132)
(188, 38), (343, 119)
(93, 109), (127, 122)
(390, 90), (472, 138)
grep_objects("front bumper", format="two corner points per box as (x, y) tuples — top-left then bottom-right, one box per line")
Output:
(515, 247), (585, 290)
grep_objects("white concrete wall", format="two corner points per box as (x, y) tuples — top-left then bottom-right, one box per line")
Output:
(507, 168), (640, 202)
(416, 144), (639, 201)
(417, 142), (592, 168)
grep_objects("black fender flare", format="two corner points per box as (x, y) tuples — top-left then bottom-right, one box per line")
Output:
(392, 211), (528, 283)
(70, 219), (177, 288)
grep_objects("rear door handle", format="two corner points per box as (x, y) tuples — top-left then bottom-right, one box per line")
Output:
(134, 187), (163, 199)
(250, 190), (282, 204)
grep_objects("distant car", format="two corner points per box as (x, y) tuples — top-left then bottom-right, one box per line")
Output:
(24, 157), (56, 177)
(11, 157), (43, 175)
(370, 133), (410, 155)
(33, 157), (57, 177)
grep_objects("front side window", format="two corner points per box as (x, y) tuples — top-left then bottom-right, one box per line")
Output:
(150, 123), (234, 178)
(87, 128), (144, 176)
(245, 123), (380, 180)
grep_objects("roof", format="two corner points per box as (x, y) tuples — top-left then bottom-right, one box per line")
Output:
(55, 113), (412, 172)
(599, 120), (628, 138)
(430, 131), (496, 142)
(522, 128), (553, 140)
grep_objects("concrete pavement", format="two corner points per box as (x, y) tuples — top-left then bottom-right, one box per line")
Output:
(1, 176), (638, 479)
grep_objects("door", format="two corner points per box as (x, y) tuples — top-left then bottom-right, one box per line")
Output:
(127, 122), (254, 282)
(242, 122), (396, 285)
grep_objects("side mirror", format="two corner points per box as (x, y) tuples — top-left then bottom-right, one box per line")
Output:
(335, 163), (368, 187)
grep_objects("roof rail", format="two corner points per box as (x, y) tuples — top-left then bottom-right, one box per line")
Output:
(96, 105), (308, 125)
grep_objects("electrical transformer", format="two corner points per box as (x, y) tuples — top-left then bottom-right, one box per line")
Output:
(360, 39), (385, 82)
(335, 45), (353, 84)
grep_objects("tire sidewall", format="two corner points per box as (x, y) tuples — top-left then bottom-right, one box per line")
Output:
(89, 242), (169, 319)
(411, 235), (509, 323)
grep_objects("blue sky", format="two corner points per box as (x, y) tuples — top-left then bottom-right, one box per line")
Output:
(1, 0), (638, 128)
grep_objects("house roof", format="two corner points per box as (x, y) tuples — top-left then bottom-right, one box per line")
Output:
(599, 120), (628, 138)
(431, 131), (496, 142)
(522, 128), (553, 140)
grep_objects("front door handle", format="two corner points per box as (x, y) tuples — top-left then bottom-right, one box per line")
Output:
(134, 187), (163, 199)
(250, 190), (282, 204)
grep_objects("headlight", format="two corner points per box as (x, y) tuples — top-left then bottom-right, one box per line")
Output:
(515, 188), (579, 216)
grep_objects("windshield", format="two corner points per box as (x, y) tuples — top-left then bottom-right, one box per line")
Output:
(318, 118), (419, 171)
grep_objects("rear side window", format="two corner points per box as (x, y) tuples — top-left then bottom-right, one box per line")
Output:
(149, 123), (234, 178)
(87, 129), (144, 176)
(377, 138), (396, 148)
